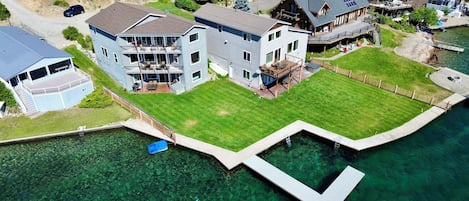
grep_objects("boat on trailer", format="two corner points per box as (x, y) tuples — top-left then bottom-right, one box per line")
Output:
(147, 140), (168, 154)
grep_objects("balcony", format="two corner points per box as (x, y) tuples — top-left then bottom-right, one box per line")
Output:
(121, 44), (182, 54)
(277, 9), (300, 22)
(309, 21), (375, 45)
(124, 61), (183, 75)
(22, 69), (92, 95)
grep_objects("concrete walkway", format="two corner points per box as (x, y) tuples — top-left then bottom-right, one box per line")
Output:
(122, 93), (466, 170)
(430, 67), (469, 96)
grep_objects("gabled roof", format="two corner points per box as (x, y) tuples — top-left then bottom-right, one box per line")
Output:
(194, 3), (289, 36)
(86, 2), (201, 36)
(0, 26), (71, 80)
(296, 0), (369, 27)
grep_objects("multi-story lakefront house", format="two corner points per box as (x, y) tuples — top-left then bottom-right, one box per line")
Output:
(0, 26), (94, 114)
(194, 3), (309, 90)
(86, 2), (208, 94)
(271, 0), (373, 49)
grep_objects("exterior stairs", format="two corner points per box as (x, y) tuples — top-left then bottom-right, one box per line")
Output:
(14, 87), (37, 114)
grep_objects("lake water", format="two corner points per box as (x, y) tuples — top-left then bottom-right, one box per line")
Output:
(1, 28), (468, 200)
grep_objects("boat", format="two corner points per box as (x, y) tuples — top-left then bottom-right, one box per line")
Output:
(147, 140), (168, 154)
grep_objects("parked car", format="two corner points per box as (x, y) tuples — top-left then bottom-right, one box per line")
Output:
(63, 5), (85, 17)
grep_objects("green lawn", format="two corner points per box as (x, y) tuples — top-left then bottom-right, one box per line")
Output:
(0, 104), (133, 140)
(381, 27), (402, 48)
(146, 0), (194, 21)
(123, 70), (430, 151)
(329, 47), (452, 101)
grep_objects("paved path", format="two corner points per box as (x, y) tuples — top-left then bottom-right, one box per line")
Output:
(2, 0), (98, 48)
(122, 92), (465, 170)
(430, 67), (469, 96)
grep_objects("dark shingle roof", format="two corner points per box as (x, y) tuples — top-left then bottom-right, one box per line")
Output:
(0, 27), (71, 80)
(296, 0), (369, 27)
(194, 3), (289, 36)
(86, 2), (199, 36)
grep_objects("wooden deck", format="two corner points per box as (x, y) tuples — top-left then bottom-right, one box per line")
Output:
(133, 83), (171, 94)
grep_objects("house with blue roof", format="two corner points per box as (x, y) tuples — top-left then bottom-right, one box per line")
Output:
(0, 26), (94, 114)
(271, 0), (373, 49)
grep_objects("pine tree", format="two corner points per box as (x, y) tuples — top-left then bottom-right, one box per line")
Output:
(233, 0), (252, 13)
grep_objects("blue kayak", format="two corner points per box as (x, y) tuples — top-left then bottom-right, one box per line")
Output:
(147, 140), (168, 154)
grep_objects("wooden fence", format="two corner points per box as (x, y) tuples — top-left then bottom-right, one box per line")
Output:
(103, 87), (176, 140)
(320, 63), (452, 110)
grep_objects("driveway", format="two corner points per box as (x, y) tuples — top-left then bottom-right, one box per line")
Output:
(250, 0), (280, 13)
(2, 0), (98, 48)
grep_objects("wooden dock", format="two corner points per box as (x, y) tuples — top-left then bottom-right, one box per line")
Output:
(433, 42), (464, 53)
(243, 156), (364, 201)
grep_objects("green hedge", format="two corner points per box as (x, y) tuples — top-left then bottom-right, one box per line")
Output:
(53, 0), (70, 8)
(0, 81), (16, 107)
(0, 2), (11, 21)
(78, 88), (113, 108)
(174, 0), (200, 12)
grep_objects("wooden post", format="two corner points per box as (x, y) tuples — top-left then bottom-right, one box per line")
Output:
(430, 97), (434, 105)
(348, 70), (352, 78)
(378, 80), (381, 88)
(363, 74), (367, 83)
(335, 65), (338, 73)
(394, 84), (398, 93)
(411, 90), (415, 99)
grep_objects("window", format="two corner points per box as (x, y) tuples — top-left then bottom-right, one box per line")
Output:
(30, 67), (48, 80)
(189, 33), (199, 43)
(243, 51), (251, 62)
(218, 24), (223, 32)
(275, 31), (281, 38)
(287, 42), (293, 53)
(268, 33), (274, 41)
(243, 33), (251, 41)
(48, 60), (71, 74)
(192, 71), (201, 81)
(18, 73), (28, 81)
(266, 52), (273, 63)
(101, 47), (108, 57)
(130, 54), (138, 63)
(191, 51), (200, 64)
(293, 40), (299, 51)
(243, 70), (250, 80)
(114, 53), (118, 63)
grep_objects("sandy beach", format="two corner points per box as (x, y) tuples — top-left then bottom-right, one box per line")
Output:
(394, 31), (435, 64)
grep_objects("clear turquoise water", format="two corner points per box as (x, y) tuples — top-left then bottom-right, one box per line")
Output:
(433, 27), (469, 74)
(1, 28), (468, 200)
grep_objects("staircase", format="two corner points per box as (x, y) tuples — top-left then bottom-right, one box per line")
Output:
(14, 87), (37, 114)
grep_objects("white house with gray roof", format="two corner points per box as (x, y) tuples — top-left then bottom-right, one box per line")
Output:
(194, 3), (309, 90)
(0, 26), (94, 114)
(86, 2), (208, 94)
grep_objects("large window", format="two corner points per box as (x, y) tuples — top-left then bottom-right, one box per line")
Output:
(191, 51), (200, 64)
(266, 52), (273, 63)
(130, 54), (138, 63)
(243, 70), (250, 80)
(192, 71), (201, 81)
(30, 67), (48, 81)
(48, 60), (71, 74)
(275, 31), (281, 38)
(287, 42), (293, 53)
(189, 33), (199, 43)
(243, 51), (251, 62)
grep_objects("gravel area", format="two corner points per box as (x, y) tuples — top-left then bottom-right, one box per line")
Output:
(394, 31), (435, 63)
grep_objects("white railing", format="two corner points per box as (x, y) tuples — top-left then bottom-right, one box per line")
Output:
(23, 70), (92, 95)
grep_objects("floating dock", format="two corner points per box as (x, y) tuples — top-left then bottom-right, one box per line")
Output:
(433, 41), (464, 52)
(243, 156), (364, 201)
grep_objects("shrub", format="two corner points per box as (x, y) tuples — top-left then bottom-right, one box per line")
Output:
(174, 0), (200, 12)
(79, 88), (113, 108)
(62, 26), (82, 41)
(0, 2), (11, 21)
(0, 81), (16, 107)
(53, 0), (69, 8)
(77, 36), (88, 49)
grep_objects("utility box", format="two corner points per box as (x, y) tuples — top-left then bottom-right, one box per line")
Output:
(0, 101), (5, 118)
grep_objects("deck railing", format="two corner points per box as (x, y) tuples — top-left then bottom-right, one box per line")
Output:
(24, 69), (92, 95)
(309, 24), (375, 44)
